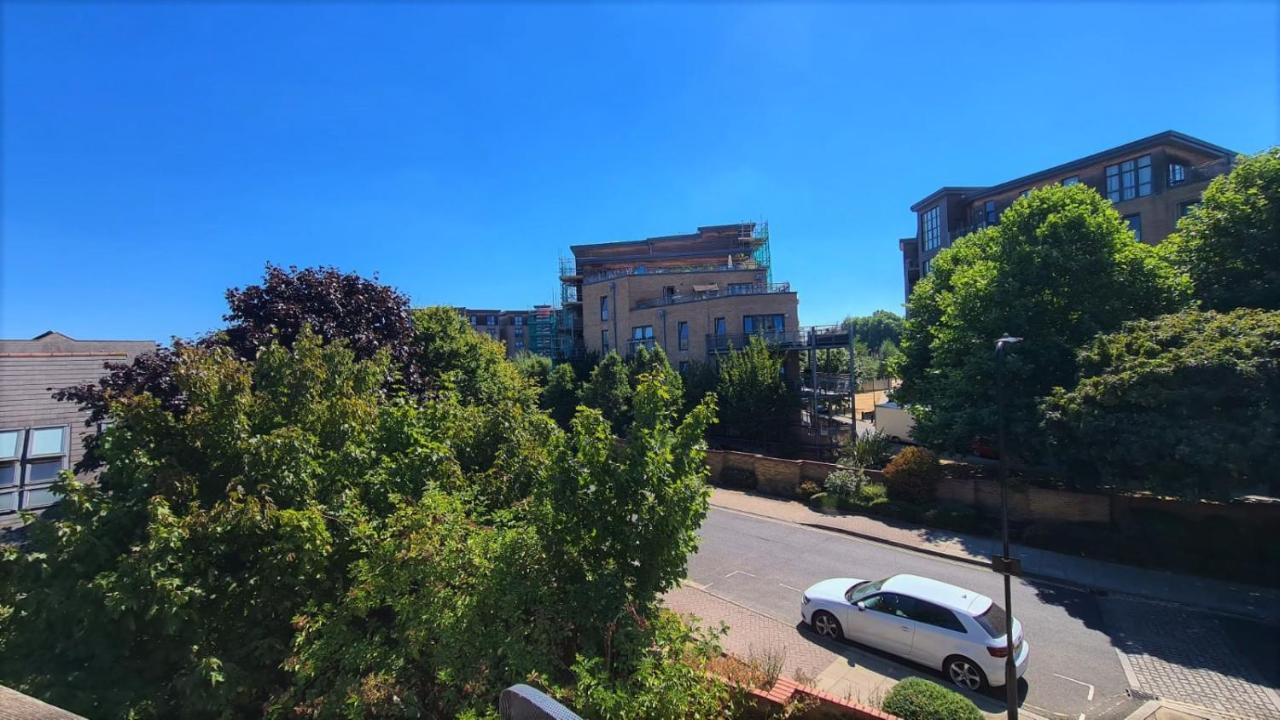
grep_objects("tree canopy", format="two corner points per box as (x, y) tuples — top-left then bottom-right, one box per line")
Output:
(842, 310), (904, 348)
(894, 183), (1187, 454)
(1042, 308), (1280, 499)
(715, 336), (795, 447)
(1163, 148), (1280, 312)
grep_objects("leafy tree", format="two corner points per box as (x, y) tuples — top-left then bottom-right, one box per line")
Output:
(679, 360), (720, 414)
(411, 306), (537, 407)
(895, 184), (1187, 455)
(1042, 308), (1280, 499)
(1163, 148), (1280, 312)
(716, 336), (795, 447)
(842, 310), (904, 348)
(513, 351), (554, 388)
(542, 362), (582, 429)
(580, 351), (633, 434)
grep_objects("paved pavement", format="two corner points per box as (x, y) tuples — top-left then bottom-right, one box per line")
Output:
(683, 503), (1280, 720)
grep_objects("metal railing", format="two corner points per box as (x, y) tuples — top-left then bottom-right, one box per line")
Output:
(632, 282), (791, 310)
(626, 337), (658, 354)
(578, 259), (761, 285)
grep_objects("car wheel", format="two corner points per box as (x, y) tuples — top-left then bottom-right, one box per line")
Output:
(810, 611), (842, 640)
(945, 655), (988, 692)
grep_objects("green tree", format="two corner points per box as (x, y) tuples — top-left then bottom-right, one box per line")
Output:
(1163, 148), (1280, 312)
(542, 362), (582, 429)
(411, 306), (537, 407)
(716, 336), (795, 447)
(896, 184), (1187, 454)
(1042, 308), (1280, 499)
(842, 310), (904, 348)
(580, 351), (634, 434)
(679, 360), (720, 414)
(513, 351), (554, 388)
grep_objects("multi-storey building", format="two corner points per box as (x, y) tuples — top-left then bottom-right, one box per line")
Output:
(1, 331), (156, 529)
(899, 130), (1236, 299)
(559, 223), (799, 370)
(458, 308), (531, 357)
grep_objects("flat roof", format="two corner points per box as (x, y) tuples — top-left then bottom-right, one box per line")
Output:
(910, 130), (1236, 211)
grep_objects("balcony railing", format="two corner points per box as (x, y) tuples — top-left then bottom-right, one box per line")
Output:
(577, 259), (761, 285)
(705, 330), (801, 353)
(626, 337), (658, 354)
(632, 282), (792, 310)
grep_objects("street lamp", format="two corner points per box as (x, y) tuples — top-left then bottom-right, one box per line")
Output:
(994, 334), (1022, 719)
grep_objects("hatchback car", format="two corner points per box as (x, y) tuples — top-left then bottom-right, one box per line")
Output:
(801, 573), (1028, 691)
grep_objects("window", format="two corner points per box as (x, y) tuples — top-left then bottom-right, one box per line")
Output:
(922, 258), (932, 276)
(1178, 201), (1198, 218)
(514, 340), (524, 350)
(469, 315), (478, 325)
(513, 316), (523, 326)
(663, 285), (676, 299)
(984, 200), (997, 225)
(600, 295), (609, 321)
(1169, 162), (1186, 186)
(1124, 213), (1142, 242)
(908, 600), (967, 633)
(713, 317), (727, 336)
(974, 603), (1010, 638)
(728, 282), (754, 295)
(1061, 176), (1080, 186)
(844, 578), (886, 603)
(1107, 154), (1152, 201)
(601, 329), (610, 352)
(678, 321), (689, 351)
(0, 426), (68, 514)
(486, 315), (496, 326)
(678, 361), (690, 374)
(514, 327), (523, 337)
(922, 206), (941, 251)
(862, 593), (915, 619)
(743, 314), (785, 336)
(632, 325), (654, 340)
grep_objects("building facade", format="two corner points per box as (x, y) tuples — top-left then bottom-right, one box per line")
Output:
(899, 131), (1236, 299)
(1, 331), (156, 528)
(561, 223), (799, 369)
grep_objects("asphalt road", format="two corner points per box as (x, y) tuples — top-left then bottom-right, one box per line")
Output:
(690, 507), (1141, 720)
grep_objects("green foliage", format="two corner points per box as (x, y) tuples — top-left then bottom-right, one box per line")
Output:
(1163, 148), (1280, 312)
(841, 429), (894, 469)
(543, 362), (583, 429)
(882, 447), (941, 504)
(0, 317), (723, 718)
(882, 677), (982, 720)
(716, 336), (796, 446)
(896, 183), (1188, 455)
(796, 480), (822, 499)
(411, 306), (538, 407)
(842, 310), (905, 349)
(679, 360), (720, 414)
(580, 351), (634, 434)
(822, 467), (866, 500)
(514, 351), (554, 388)
(1042, 308), (1280, 499)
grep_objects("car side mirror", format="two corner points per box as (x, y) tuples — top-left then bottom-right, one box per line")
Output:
(855, 601), (865, 611)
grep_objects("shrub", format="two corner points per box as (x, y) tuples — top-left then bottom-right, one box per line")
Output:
(882, 677), (982, 720)
(797, 480), (822, 499)
(823, 467), (866, 499)
(842, 429), (894, 469)
(807, 492), (829, 509)
(856, 481), (888, 505)
(882, 447), (941, 504)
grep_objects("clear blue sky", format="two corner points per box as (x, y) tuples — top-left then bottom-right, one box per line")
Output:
(3, 2), (1277, 342)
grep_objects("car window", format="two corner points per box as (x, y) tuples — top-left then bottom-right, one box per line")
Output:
(975, 603), (1010, 638)
(862, 593), (915, 619)
(908, 600), (967, 633)
(844, 578), (886, 603)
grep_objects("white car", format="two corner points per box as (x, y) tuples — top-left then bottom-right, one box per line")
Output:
(801, 573), (1029, 691)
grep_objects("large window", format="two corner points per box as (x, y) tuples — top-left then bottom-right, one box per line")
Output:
(0, 426), (68, 514)
(1168, 162), (1186, 186)
(1106, 155), (1152, 202)
(601, 329), (610, 352)
(632, 325), (654, 340)
(743, 314), (785, 336)
(922, 206), (941, 251)
(678, 321), (689, 351)
(1061, 176), (1080, 186)
(1124, 213), (1143, 242)
(713, 317), (726, 336)
(922, 258), (932, 276)
(600, 295), (609, 321)
(728, 283), (754, 295)
(984, 200), (997, 225)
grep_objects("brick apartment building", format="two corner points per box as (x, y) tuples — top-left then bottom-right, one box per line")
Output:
(899, 130), (1237, 299)
(559, 223), (799, 370)
(457, 308), (531, 357)
(1, 331), (156, 529)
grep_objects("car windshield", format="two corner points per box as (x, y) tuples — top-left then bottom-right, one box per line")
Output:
(975, 603), (1010, 638)
(844, 578), (886, 603)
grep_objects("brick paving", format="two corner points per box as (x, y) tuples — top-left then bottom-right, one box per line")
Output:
(1104, 598), (1280, 720)
(664, 583), (843, 682)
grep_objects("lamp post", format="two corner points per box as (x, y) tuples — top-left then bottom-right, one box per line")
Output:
(995, 334), (1022, 719)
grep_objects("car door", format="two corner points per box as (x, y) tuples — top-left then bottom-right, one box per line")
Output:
(843, 592), (917, 659)
(903, 599), (970, 668)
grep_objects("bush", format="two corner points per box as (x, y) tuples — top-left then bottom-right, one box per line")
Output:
(842, 429), (894, 469)
(882, 447), (941, 504)
(856, 481), (888, 505)
(882, 677), (982, 720)
(797, 480), (822, 499)
(823, 467), (865, 499)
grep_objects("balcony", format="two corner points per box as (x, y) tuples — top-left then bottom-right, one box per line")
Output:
(579, 258), (761, 285)
(705, 330), (801, 353)
(1175, 157), (1235, 186)
(632, 282), (792, 310)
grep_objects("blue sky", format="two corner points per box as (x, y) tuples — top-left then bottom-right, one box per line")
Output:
(3, 2), (1277, 342)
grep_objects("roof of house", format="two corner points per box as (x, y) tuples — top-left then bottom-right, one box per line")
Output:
(909, 130), (1237, 212)
(0, 684), (86, 720)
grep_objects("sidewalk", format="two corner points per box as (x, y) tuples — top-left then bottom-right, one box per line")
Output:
(709, 488), (1280, 624)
